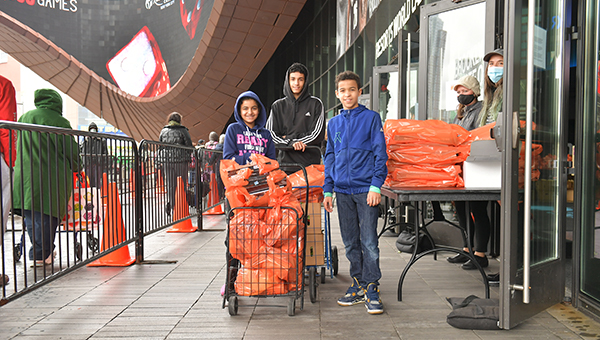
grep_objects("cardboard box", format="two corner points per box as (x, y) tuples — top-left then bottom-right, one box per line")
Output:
(305, 231), (325, 266)
(306, 202), (322, 235)
(462, 140), (502, 189)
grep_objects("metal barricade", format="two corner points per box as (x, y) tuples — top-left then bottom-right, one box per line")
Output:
(0, 122), (138, 304)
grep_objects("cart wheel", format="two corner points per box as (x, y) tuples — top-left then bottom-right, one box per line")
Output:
(309, 267), (317, 303)
(287, 297), (296, 316)
(228, 296), (238, 316)
(320, 267), (326, 284)
(332, 246), (339, 276)
(14, 243), (22, 261)
(75, 242), (83, 261)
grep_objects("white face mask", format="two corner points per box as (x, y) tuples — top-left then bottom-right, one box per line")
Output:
(487, 66), (504, 83)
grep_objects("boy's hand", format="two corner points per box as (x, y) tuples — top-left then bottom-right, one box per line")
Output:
(324, 196), (334, 212)
(367, 191), (381, 207)
(292, 141), (306, 151)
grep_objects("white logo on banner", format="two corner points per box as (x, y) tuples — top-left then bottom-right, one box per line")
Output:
(146, 0), (175, 10)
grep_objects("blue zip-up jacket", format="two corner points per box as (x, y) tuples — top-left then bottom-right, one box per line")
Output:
(223, 91), (276, 165)
(323, 104), (388, 195)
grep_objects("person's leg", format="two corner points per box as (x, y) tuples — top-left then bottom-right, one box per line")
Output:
(337, 192), (362, 282)
(336, 192), (365, 306)
(471, 201), (491, 255)
(24, 210), (59, 262)
(165, 164), (177, 213)
(354, 192), (383, 314)
(461, 201), (490, 270)
(355, 192), (381, 286)
(447, 201), (472, 263)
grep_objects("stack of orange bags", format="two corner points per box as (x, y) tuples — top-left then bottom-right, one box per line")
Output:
(384, 119), (471, 187)
(221, 154), (306, 296)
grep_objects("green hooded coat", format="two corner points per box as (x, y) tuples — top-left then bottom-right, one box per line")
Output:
(12, 89), (81, 219)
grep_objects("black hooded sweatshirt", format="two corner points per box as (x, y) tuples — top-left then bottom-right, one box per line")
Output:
(266, 63), (325, 166)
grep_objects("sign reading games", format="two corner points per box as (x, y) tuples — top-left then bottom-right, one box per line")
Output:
(375, 0), (422, 59)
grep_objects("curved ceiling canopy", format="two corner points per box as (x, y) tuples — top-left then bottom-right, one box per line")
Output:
(0, 0), (306, 141)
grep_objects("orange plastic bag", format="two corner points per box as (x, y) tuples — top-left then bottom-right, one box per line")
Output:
(245, 245), (296, 282)
(384, 119), (470, 146)
(220, 159), (252, 188)
(287, 164), (325, 188)
(387, 144), (471, 166)
(228, 209), (265, 261)
(235, 267), (289, 296)
(250, 153), (279, 175)
(385, 164), (464, 188)
(288, 165), (325, 202)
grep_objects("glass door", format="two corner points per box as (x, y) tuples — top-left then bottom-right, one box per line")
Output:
(500, 0), (568, 328)
(372, 30), (418, 121)
(578, 0), (600, 310)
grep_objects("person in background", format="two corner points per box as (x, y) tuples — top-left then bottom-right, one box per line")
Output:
(0, 75), (16, 283)
(446, 75), (491, 270)
(223, 91), (276, 165)
(323, 71), (388, 315)
(267, 62), (325, 166)
(205, 131), (219, 149)
(158, 112), (193, 215)
(79, 122), (109, 188)
(12, 89), (81, 267)
(479, 48), (504, 127)
(196, 139), (205, 149)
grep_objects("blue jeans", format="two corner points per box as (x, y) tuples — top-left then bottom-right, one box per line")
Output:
(23, 210), (59, 261)
(336, 192), (381, 287)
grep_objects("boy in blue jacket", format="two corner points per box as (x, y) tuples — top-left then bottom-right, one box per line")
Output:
(323, 71), (388, 315)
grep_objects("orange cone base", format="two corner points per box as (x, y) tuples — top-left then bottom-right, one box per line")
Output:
(87, 246), (136, 267)
(203, 203), (224, 215)
(167, 218), (198, 233)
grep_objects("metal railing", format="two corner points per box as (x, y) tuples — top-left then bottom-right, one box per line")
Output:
(0, 122), (225, 305)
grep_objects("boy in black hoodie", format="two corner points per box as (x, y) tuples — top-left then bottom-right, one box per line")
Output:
(266, 63), (325, 166)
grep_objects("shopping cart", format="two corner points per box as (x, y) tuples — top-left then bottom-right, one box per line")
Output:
(223, 206), (306, 316)
(222, 162), (309, 316)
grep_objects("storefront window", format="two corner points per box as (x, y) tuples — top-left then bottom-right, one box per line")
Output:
(424, 3), (486, 122)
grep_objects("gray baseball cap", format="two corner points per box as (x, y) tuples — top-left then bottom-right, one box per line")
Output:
(483, 48), (504, 62)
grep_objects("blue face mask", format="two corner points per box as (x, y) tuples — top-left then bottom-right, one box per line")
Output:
(487, 66), (504, 83)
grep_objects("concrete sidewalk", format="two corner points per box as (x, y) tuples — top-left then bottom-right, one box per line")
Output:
(1, 212), (599, 339)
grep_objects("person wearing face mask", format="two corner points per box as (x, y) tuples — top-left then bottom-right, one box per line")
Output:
(451, 75), (483, 130)
(479, 48), (504, 127)
(446, 75), (491, 270)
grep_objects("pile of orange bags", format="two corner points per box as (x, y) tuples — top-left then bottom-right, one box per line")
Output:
(222, 154), (306, 296)
(384, 119), (470, 187)
(384, 119), (543, 188)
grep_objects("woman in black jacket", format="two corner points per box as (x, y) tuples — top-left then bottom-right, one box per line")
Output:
(158, 112), (193, 215)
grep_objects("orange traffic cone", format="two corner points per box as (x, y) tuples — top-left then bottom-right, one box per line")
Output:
(156, 169), (166, 194)
(102, 172), (108, 206)
(203, 172), (224, 215)
(167, 176), (198, 232)
(88, 182), (136, 267)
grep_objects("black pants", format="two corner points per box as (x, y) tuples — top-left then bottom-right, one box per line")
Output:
(454, 201), (491, 253)
(163, 163), (188, 211)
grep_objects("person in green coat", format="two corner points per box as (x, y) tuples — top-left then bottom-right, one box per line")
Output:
(12, 89), (81, 266)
